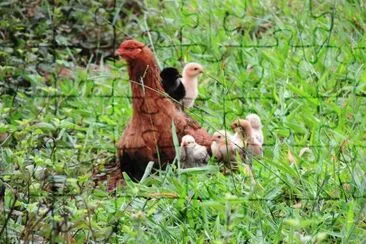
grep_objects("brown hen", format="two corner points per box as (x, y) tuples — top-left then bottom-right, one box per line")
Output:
(106, 39), (212, 189)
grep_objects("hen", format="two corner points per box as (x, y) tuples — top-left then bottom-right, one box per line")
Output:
(111, 39), (212, 186)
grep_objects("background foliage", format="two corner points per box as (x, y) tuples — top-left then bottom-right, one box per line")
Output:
(0, 0), (365, 242)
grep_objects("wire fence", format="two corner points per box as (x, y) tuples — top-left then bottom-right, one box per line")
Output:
(0, 0), (365, 241)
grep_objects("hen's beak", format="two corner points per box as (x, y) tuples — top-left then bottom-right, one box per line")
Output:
(114, 48), (123, 56)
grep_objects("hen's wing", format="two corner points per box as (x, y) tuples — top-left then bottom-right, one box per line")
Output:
(174, 113), (213, 152)
(183, 114), (201, 129)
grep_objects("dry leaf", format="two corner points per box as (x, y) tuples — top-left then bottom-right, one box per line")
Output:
(288, 149), (296, 164)
(292, 202), (302, 209)
(343, 183), (351, 192)
(299, 147), (311, 157)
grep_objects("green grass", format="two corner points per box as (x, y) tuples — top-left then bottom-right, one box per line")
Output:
(1, 0), (365, 242)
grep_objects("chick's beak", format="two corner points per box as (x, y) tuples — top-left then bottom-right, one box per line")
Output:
(181, 142), (187, 147)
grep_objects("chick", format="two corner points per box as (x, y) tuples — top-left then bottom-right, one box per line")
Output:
(245, 113), (264, 146)
(231, 119), (262, 158)
(231, 129), (244, 155)
(160, 67), (186, 102)
(181, 63), (204, 108)
(211, 130), (236, 163)
(180, 135), (210, 168)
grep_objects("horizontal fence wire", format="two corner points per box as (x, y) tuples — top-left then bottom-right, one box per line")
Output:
(0, 0), (365, 241)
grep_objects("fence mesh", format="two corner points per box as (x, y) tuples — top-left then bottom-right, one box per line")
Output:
(0, 0), (365, 242)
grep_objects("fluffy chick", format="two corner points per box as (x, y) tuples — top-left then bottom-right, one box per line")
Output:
(245, 113), (263, 145)
(231, 119), (262, 158)
(231, 130), (244, 155)
(180, 135), (210, 168)
(181, 63), (204, 108)
(211, 130), (236, 163)
(160, 67), (186, 102)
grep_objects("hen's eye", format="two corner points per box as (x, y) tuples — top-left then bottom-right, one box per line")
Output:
(194, 67), (198, 70)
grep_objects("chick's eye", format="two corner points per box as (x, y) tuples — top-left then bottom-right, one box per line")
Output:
(194, 67), (198, 70)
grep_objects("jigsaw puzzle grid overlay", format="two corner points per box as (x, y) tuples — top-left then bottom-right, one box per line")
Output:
(0, 0), (365, 242)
